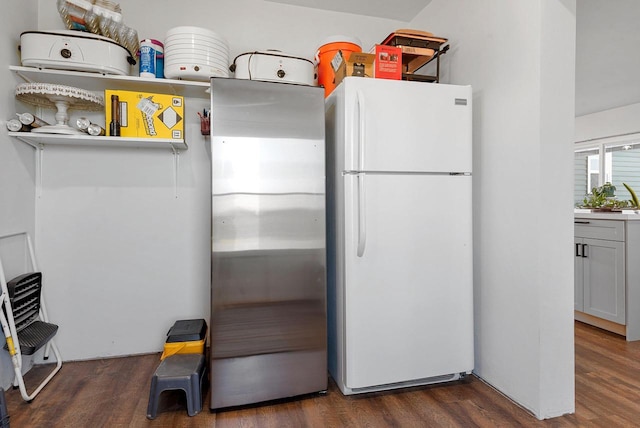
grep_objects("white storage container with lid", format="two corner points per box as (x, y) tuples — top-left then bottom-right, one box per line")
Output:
(230, 50), (317, 86)
(20, 30), (133, 75)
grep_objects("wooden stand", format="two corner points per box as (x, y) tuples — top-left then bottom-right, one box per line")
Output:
(381, 29), (450, 83)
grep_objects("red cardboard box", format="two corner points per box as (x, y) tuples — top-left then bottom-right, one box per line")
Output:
(371, 44), (402, 80)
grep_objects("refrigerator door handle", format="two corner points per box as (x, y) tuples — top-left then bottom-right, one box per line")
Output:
(357, 173), (367, 257)
(356, 90), (365, 171)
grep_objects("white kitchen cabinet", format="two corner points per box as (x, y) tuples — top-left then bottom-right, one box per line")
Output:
(574, 229), (625, 323)
(574, 236), (584, 312)
(574, 212), (640, 340)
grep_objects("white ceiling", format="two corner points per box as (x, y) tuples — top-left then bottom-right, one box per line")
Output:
(264, 0), (638, 117)
(575, 0), (640, 117)
(263, 0), (432, 21)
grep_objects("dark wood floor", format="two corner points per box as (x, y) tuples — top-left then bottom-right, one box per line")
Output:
(4, 321), (640, 427)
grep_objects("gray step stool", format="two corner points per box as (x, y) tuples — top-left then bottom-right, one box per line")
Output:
(147, 353), (206, 419)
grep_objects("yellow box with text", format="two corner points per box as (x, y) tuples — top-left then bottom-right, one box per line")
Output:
(105, 89), (184, 139)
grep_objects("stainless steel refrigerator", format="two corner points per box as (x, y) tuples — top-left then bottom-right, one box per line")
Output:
(209, 77), (327, 410)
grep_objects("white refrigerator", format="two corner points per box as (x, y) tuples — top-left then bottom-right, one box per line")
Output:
(325, 77), (474, 395)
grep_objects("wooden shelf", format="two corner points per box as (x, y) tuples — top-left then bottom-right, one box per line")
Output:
(8, 132), (187, 151)
(10, 65), (210, 99)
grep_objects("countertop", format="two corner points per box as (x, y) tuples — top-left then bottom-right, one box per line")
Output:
(575, 209), (640, 221)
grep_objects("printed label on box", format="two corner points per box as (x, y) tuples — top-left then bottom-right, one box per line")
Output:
(105, 90), (184, 140)
(333, 51), (376, 86)
(331, 50), (344, 73)
(371, 45), (402, 80)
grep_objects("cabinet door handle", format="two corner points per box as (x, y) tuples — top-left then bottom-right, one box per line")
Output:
(575, 243), (582, 257)
(575, 221), (590, 224)
(582, 244), (588, 258)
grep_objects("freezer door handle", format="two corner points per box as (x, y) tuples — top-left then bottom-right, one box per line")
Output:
(356, 90), (365, 171)
(357, 173), (367, 257)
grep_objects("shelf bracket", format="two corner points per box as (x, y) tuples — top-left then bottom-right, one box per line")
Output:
(13, 134), (45, 198)
(171, 144), (180, 199)
(37, 145), (44, 199)
(15, 70), (36, 84)
(14, 135), (40, 150)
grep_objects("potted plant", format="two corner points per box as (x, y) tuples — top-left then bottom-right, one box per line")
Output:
(580, 183), (630, 211)
(601, 182), (616, 197)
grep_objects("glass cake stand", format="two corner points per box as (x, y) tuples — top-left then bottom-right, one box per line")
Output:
(15, 83), (104, 135)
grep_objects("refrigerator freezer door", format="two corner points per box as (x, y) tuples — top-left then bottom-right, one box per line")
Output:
(342, 78), (472, 174)
(342, 173), (473, 390)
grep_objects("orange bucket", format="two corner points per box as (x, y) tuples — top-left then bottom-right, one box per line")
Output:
(316, 36), (362, 97)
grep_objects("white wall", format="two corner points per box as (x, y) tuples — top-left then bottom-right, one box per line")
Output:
(575, 102), (640, 143)
(538, 1), (576, 416)
(575, 0), (640, 116)
(38, 0), (409, 61)
(0, 0), (39, 391)
(29, 0), (410, 361)
(0, 0), (575, 417)
(411, 0), (575, 419)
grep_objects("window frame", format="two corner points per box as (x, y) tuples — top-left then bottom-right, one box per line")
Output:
(575, 132), (640, 189)
(573, 132), (640, 203)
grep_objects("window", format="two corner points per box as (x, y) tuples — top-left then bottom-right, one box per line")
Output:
(574, 148), (599, 206)
(574, 136), (640, 206)
(606, 142), (640, 199)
